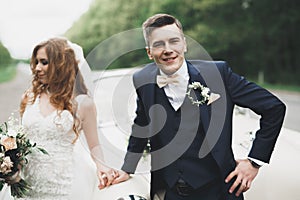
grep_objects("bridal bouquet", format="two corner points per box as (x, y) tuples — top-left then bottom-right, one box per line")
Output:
(0, 115), (48, 198)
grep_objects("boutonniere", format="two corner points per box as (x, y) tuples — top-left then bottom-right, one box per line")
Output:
(186, 82), (220, 106)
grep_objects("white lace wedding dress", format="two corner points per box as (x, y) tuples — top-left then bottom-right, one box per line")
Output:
(0, 95), (150, 200)
(16, 95), (97, 200)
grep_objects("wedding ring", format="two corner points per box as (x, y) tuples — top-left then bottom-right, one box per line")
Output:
(101, 172), (115, 179)
(111, 171), (116, 177)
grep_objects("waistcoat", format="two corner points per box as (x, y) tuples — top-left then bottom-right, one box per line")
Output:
(153, 86), (220, 189)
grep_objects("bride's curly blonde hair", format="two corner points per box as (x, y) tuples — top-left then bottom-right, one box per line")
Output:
(20, 38), (88, 143)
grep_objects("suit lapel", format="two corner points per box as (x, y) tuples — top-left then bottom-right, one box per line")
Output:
(135, 63), (159, 109)
(148, 66), (159, 107)
(187, 61), (211, 133)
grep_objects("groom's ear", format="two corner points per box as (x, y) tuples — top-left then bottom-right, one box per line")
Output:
(146, 47), (153, 60)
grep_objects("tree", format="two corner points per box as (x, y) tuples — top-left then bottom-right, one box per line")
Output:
(66, 0), (300, 85)
(0, 42), (12, 68)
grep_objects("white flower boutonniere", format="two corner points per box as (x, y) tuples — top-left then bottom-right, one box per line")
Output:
(186, 82), (220, 106)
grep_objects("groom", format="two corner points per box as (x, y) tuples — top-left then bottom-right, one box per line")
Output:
(113, 14), (286, 200)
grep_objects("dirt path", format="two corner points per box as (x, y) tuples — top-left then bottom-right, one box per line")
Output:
(0, 63), (31, 123)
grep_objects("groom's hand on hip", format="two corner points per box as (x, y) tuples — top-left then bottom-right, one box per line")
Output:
(225, 159), (259, 197)
(112, 170), (130, 185)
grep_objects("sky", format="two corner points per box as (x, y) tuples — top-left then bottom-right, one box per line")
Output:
(0, 0), (94, 59)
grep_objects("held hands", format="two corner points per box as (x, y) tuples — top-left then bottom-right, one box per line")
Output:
(97, 166), (130, 189)
(90, 146), (130, 189)
(112, 170), (130, 185)
(97, 165), (119, 189)
(225, 159), (259, 197)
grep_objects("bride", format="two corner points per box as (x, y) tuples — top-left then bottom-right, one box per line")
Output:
(0, 38), (149, 200)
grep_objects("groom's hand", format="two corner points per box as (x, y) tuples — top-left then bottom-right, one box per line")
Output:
(225, 159), (259, 197)
(111, 170), (130, 185)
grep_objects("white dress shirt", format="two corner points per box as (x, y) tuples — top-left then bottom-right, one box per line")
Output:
(159, 62), (189, 111)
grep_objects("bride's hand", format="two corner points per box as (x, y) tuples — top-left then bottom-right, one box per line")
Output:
(112, 170), (130, 185)
(5, 170), (22, 185)
(97, 165), (119, 189)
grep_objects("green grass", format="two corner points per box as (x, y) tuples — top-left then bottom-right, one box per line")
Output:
(263, 83), (300, 93)
(0, 66), (17, 83)
(254, 81), (300, 93)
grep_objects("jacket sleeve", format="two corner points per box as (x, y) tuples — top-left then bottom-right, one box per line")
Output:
(220, 61), (286, 163)
(121, 77), (150, 173)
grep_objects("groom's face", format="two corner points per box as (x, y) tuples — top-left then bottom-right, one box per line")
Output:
(146, 23), (187, 75)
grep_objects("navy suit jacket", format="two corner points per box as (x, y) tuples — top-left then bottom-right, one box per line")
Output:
(122, 60), (286, 197)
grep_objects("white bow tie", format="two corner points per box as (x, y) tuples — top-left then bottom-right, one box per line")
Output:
(156, 74), (180, 88)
